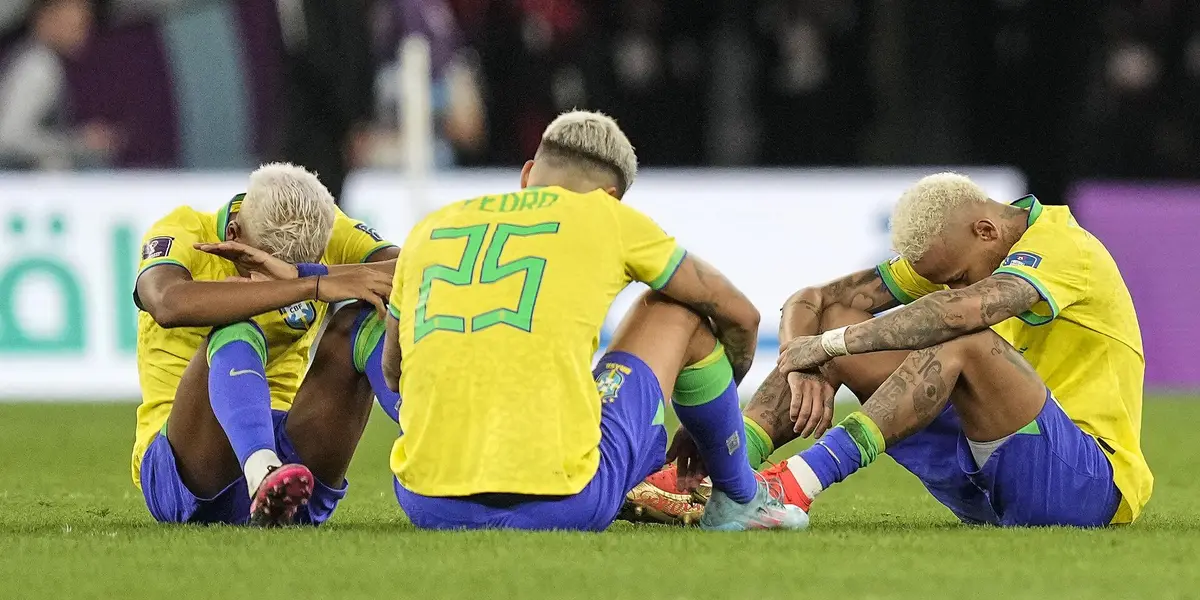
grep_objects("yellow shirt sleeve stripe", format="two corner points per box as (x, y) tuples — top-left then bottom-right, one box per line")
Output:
(876, 260), (916, 304)
(388, 301), (403, 321)
(647, 246), (687, 290)
(993, 267), (1060, 325)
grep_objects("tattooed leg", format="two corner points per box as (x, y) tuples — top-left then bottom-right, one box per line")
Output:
(743, 304), (907, 447)
(761, 328), (1047, 510)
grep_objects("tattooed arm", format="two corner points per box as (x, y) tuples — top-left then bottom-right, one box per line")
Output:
(780, 268), (899, 341)
(659, 254), (760, 383)
(777, 273), (1040, 374)
(843, 273), (1040, 354)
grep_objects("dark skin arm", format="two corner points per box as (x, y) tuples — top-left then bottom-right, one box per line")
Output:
(382, 312), (402, 392)
(192, 242), (399, 278)
(136, 265), (320, 329)
(657, 254), (760, 384)
(778, 273), (1042, 372)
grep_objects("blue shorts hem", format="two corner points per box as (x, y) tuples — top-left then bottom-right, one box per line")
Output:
(393, 351), (668, 531)
(140, 409), (346, 526)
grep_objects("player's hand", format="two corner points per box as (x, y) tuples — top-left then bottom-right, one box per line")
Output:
(788, 371), (836, 438)
(314, 267), (392, 317)
(194, 241), (300, 281)
(666, 427), (707, 491)
(777, 335), (831, 374)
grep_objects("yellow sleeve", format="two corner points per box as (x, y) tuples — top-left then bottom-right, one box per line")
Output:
(614, 202), (685, 290)
(137, 208), (204, 277)
(992, 227), (1087, 325)
(876, 256), (944, 304)
(323, 208), (396, 265)
(388, 248), (407, 321)
(389, 216), (431, 321)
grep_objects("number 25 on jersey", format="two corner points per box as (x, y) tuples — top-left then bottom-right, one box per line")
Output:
(414, 222), (559, 342)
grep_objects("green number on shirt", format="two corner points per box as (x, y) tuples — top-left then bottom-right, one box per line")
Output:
(414, 222), (560, 343)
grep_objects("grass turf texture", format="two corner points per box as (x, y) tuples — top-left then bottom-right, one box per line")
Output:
(1, 399), (1198, 600)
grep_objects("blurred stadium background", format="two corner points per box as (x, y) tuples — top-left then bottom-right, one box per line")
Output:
(0, 0), (1197, 401)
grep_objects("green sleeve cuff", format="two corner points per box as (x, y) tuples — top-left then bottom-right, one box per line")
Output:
(647, 246), (687, 290)
(138, 259), (188, 278)
(993, 267), (1059, 325)
(876, 261), (916, 305)
(388, 302), (403, 321)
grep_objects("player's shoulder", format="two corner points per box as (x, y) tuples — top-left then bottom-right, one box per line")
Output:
(148, 205), (214, 237)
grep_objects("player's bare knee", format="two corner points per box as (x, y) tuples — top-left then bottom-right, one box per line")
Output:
(947, 329), (1006, 362)
(313, 303), (370, 365)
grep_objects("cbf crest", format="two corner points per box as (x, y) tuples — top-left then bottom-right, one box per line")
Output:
(280, 301), (317, 330)
(596, 362), (631, 404)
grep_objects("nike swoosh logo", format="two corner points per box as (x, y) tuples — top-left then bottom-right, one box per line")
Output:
(229, 368), (265, 380)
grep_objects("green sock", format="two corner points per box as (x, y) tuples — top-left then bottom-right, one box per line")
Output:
(743, 416), (774, 469)
(839, 412), (886, 467)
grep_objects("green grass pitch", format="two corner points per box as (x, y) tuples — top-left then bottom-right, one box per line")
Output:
(1, 399), (1199, 600)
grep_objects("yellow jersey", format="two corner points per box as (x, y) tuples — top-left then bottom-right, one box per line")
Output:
(878, 195), (1151, 523)
(388, 186), (685, 497)
(131, 195), (394, 486)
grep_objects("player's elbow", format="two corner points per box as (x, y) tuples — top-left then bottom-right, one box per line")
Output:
(730, 295), (761, 335)
(146, 302), (188, 329)
(143, 287), (195, 329)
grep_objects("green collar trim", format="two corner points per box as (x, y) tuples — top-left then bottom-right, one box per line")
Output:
(1010, 195), (1043, 227)
(216, 194), (245, 241)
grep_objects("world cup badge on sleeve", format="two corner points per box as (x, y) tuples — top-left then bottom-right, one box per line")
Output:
(142, 236), (174, 260)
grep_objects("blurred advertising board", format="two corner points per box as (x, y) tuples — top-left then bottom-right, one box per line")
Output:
(0, 168), (1024, 400)
(1071, 182), (1200, 391)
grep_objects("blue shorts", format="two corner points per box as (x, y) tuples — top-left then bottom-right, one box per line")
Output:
(886, 391), (1120, 527)
(394, 351), (668, 531)
(140, 409), (347, 525)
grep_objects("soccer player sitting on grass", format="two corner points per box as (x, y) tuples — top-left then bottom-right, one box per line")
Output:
(378, 110), (807, 531)
(132, 163), (400, 527)
(633, 172), (1152, 527)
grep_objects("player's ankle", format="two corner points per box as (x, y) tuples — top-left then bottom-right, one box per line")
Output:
(244, 448), (282, 494)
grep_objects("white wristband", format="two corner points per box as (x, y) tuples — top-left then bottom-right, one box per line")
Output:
(820, 326), (850, 358)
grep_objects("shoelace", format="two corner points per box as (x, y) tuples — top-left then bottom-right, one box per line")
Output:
(752, 468), (790, 509)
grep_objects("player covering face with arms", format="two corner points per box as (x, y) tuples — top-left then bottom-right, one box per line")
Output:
(633, 173), (1150, 528)
(380, 110), (806, 531)
(133, 163), (400, 526)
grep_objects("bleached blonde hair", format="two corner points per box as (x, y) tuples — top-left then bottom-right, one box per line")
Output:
(238, 162), (336, 263)
(538, 110), (638, 195)
(890, 172), (990, 262)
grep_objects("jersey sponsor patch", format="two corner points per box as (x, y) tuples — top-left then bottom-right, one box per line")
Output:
(142, 236), (174, 260)
(1002, 251), (1042, 269)
(354, 222), (384, 242)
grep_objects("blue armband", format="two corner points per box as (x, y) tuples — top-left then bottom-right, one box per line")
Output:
(296, 263), (329, 278)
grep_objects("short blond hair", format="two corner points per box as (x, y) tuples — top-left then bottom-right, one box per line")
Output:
(890, 172), (990, 262)
(538, 110), (638, 195)
(238, 163), (336, 263)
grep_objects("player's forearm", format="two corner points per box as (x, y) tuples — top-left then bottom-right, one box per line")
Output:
(328, 258), (396, 277)
(151, 279), (318, 328)
(842, 274), (1039, 354)
(842, 291), (977, 354)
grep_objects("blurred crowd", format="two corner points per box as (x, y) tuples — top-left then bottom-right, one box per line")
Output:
(1, 0), (1198, 200)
